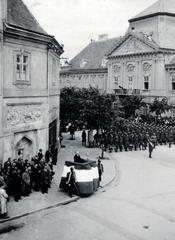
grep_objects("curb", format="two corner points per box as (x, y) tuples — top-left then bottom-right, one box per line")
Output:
(0, 196), (80, 224)
(0, 153), (119, 224)
(100, 155), (121, 191)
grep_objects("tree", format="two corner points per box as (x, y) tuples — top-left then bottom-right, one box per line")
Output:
(60, 87), (120, 131)
(149, 97), (170, 118)
(120, 95), (146, 118)
(60, 87), (84, 130)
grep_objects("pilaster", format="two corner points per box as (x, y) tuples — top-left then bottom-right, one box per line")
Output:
(0, 30), (3, 163)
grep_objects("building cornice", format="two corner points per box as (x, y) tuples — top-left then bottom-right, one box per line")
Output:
(60, 68), (107, 75)
(3, 23), (64, 56)
(108, 49), (175, 59)
(129, 12), (175, 23)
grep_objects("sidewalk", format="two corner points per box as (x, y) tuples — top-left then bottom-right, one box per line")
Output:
(0, 131), (116, 223)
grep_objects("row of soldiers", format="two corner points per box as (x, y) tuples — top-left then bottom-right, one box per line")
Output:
(0, 148), (55, 202)
(82, 120), (175, 152)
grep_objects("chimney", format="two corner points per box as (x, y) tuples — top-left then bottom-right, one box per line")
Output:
(98, 34), (108, 41)
(0, 0), (7, 30)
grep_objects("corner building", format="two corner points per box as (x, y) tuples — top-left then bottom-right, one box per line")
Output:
(0, 0), (63, 163)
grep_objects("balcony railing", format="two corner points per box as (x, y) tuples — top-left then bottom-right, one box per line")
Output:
(114, 89), (140, 95)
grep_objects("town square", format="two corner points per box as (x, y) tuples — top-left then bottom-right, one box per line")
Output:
(1, 0), (175, 239)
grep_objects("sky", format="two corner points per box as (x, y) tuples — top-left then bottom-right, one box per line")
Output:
(23, 0), (157, 60)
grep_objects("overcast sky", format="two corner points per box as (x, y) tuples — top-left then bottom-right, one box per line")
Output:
(23, 0), (157, 60)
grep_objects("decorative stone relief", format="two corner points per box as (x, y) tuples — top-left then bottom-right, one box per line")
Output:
(127, 64), (135, 73)
(143, 62), (152, 72)
(7, 104), (43, 127)
(14, 84), (30, 89)
(113, 64), (121, 73)
(111, 37), (153, 56)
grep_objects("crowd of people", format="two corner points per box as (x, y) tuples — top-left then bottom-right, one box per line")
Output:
(0, 146), (57, 218)
(81, 117), (175, 155)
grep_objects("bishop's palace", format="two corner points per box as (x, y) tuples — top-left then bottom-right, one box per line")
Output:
(61, 0), (175, 115)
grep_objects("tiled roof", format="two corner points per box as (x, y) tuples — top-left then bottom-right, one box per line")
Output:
(7, 0), (47, 35)
(129, 0), (175, 22)
(70, 37), (121, 69)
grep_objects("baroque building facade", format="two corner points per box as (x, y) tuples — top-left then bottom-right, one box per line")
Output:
(61, 0), (175, 107)
(60, 35), (121, 91)
(0, 0), (63, 163)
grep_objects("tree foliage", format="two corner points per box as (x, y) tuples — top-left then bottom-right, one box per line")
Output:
(120, 95), (146, 118)
(60, 87), (117, 130)
(149, 97), (170, 117)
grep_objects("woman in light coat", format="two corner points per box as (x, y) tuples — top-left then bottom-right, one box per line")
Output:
(0, 186), (9, 218)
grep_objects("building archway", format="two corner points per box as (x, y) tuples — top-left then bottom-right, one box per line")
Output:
(15, 136), (33, 160)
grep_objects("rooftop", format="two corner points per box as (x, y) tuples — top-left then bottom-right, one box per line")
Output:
(129, 0), (175, 22)
(7, 0), (47, 35)
(70, 37), (121, 69)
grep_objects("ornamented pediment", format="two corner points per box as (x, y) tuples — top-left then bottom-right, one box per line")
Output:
(110, 37), (155, 57)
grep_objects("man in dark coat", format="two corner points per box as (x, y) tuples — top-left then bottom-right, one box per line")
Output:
(81, 129), (86, 147)
(74, 151), (85, 163)
(97, 158), (104, 183)
(38, 149), (43, 161)
(148, 139), (154, 158)
(66, 167), (77, 197)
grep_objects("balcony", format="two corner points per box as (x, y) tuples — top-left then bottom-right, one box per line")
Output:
(114, 89), (141, 95)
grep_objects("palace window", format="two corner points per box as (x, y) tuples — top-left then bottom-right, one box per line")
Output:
(144, 76), (149, 90)
(114, 76), (119, 88)
(14, 50), (31, 83)
(172, 75), (175, 90)
(128, 76), (133, 89)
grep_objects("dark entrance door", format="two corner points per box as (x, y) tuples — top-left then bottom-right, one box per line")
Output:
(49, 119), (57, 147)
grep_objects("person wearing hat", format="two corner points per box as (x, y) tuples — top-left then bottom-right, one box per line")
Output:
(66, 167), (77, 197)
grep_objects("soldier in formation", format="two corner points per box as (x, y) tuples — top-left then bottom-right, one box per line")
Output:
(83, 118), (175, 154)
